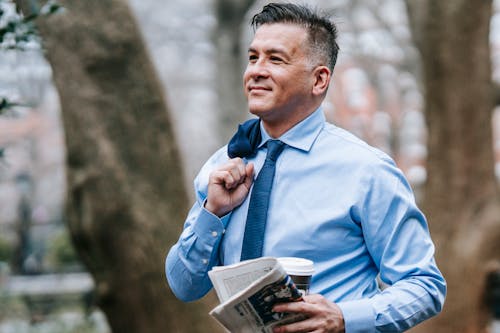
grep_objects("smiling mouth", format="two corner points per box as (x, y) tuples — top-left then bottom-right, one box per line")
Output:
(248, 86), (271, 93)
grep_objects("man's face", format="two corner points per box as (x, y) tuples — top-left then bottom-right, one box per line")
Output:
(243, 23), (316, 125)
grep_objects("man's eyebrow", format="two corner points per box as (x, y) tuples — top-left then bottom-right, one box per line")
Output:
(247, 47), (290, 57)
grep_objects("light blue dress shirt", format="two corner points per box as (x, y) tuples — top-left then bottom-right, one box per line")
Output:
(166, 108), (446, 332)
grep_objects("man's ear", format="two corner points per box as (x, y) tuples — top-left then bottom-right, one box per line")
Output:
(312, 66), (331, 96)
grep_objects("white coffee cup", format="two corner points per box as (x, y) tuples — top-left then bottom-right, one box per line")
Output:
(277, 257), (314, 295)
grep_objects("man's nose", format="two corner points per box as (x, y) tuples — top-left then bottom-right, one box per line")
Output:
(245, 60), (269, 80)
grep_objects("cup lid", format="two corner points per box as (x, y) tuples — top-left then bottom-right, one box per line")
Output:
(277, 257), (314, 276)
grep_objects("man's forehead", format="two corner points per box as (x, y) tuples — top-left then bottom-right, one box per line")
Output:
(250, 23), (307, 51)
(253, 22), (307, 37)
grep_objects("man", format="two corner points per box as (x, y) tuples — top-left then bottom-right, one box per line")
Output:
(166, 3), (446, 332)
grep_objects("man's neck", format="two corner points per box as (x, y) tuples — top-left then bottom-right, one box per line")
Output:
(261, 103), (322, 138)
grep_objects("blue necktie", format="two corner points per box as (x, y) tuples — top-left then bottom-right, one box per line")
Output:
(241, 140), (285, 261)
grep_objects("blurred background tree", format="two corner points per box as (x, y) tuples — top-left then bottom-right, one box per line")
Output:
(406, 1), (500, 332)
(214, 0), (256, 140)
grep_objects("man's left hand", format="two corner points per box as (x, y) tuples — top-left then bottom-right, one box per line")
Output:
(272, 294), (345, 333)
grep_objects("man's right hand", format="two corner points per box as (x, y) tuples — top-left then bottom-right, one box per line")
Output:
(205, 158), (254, 217)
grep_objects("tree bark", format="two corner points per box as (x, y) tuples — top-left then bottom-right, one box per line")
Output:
(14, 0), (221, 332)
(405, 1), (500, 332)
(214, 0), (256, 142)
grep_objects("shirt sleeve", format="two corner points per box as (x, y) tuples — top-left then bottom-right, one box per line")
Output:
(165, 148), (231, 302)
(337, 157), (446, 332)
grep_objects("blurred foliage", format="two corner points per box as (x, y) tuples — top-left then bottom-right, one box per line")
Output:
(0, 96), (20, 111)
(0, 235), (13, 262)
(45, 230), (80, 272)
(0, 0), (61, 50)
(0, 294), (28, 321)
(0, 0), (61, 159)
(0, 96), (29, 159)
(0, 96), (22, 117)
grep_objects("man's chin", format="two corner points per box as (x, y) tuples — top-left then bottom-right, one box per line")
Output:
(248, 105), (271, 118)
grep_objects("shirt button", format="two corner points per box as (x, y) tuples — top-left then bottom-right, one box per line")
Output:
(202, 259), (208, 265)
(211, 231), (218, 237)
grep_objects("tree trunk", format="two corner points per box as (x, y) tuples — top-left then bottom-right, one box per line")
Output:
(14, 0), (222, 332)
(214, 0), (256, 142)
(406, 1), (500, 332)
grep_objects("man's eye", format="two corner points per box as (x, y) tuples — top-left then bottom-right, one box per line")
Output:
(270, 56), (283, 63)
(249, 55), (258, 62)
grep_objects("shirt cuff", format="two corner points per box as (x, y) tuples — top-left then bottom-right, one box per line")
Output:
(337, 298), (375, 333)
(192, 201), (232, 237)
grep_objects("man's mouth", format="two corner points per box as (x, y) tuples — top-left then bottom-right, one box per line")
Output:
(248, 85), (271, 92)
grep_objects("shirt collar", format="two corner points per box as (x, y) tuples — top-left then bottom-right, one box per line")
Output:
(259, 107), (325, 152)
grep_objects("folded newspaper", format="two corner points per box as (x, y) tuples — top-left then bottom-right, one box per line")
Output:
(208, 257), (305, 333)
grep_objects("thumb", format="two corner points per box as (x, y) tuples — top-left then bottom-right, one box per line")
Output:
(244, 163), (254, 190)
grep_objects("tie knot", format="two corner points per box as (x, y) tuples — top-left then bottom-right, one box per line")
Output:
(266, 140), (285, 162)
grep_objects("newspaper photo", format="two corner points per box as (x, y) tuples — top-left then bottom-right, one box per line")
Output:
(208, 257), (306, 333)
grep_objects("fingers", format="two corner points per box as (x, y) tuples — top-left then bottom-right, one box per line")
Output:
(244, 162), (255, 189)
(273, 299), (315, 315)
(210, 158), (250, 189)
(272, 317), (317, 333)
(205, 159), (254, 217)
(272, 295), (345, 333)
(302, 294), (325, 303)
(225, 158), (248, 189)
(272, 294), (334, 314)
